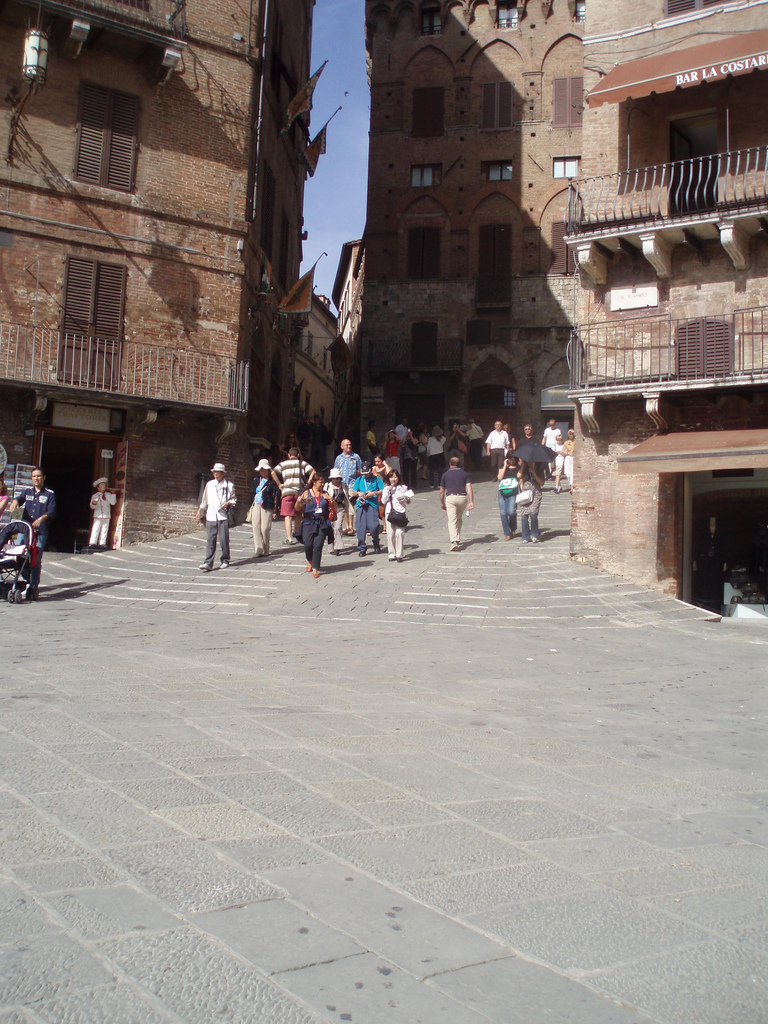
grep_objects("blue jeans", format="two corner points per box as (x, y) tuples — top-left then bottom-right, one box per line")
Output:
(520, 513), (539, 542)
(355, 503), (380, 553)
(498, 493), (517, 538)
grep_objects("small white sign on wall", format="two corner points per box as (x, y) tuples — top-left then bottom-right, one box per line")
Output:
(609, 285), (659, 311)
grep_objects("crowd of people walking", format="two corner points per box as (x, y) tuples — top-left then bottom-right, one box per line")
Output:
(193, 416), (574, 577)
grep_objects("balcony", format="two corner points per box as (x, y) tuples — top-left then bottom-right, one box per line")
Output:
(565, 146), (768, 279)
(569, 307), (768, 396)
(368, 336), (463, 374)
(16, 0), (187, 40)
(0, 321), (249, 414)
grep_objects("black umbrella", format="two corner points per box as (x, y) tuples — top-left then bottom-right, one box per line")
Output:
(514, 441), (558, 464)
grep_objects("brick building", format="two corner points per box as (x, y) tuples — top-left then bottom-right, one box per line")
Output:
(567, 0), (768, 611)
(332, 237), (364, 445)
(361, 0), (586, 442)
(0, 0), (312, 550)
(294, 294), (336, 432)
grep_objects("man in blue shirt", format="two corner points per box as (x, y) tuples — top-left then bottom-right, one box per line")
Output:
(349, 461), (384, 556)
(333, 438), (363, 535)
(9, 467), (57, 595)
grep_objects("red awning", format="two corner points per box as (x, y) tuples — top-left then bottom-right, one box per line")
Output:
(588, 29), (768, 107)
(617, 429), (768, 475)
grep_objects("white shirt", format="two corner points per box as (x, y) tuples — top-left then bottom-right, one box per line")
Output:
(200, 479), (235, 522)
(382, 484), (413, 514)
(542, 426), (560, 447)
(426, 435), (445, 456)
(485, 429), (509, 450)
(90, 490), (117, 518)
(466, 423), (484, 440)
(394, 423), (409, 442)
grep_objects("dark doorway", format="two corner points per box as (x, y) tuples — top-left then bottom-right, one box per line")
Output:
(468, 384), (517, 435)
(38, 433), (99, 552)
(669, 112), (718, 216)
(691, 489), (768, 612)
(396, 393), (445, 432)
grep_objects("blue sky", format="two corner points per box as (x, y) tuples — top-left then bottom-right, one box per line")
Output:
(300, 0), (369, 306)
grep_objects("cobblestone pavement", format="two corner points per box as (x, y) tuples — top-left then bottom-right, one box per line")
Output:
(1, 481), (766, 1024)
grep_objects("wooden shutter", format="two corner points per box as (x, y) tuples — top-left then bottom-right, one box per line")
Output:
(93, 263), (126, 339)
(408, 228), (440, 278)
(481, 83), (513, 130)
(261, 163), (276, 257)
(479, 224), (511, 275)
(412, 87), (444, 137)
(75, 85), (108, 185)
(666, 0), (695, 12)
(411, 322), (438, 366)
(61, 257), (124, 387)
(550, 222), (576, 274)
(676, 319), (732, 379)
(553, 78), (582, 127)
(466, 319), (491, 346)
(569, 77), (583, 126)
(63, 257), (96, 336)
(105, 91), (139, 191)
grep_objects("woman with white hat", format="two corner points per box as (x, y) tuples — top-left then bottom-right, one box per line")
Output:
(89, 477), (116, 548)
(325, 467), (346, 555)
(251, 459), (279, 557)
(196, 463), (236, 570)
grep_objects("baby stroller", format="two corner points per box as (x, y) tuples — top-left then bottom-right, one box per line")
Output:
(0, 520), (39, 602)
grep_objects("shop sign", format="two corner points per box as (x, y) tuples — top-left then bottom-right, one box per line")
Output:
(675, 53), (768, 88)
(51, 403), (111, 433)
(101, 449), (114, 459)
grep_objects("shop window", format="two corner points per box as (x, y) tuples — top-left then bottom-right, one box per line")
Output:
(575, 0), (586, 22)
(665, 0), (720, 14)
(552, 77), (583, 128)
(421, 6), (441, 35)
(411, 321), (438, 366)
(408, 227), (440, 278)
(553, 156), (580, 178)
(485, 161), (513, 181)
(676, 319), (733, 379)
(60, 257), (126, 387)
(550, 222), (576, 274)
(75, 84), (139, 192)
(466, 319), (491, 346)
(481, 82), (514, 131)
(260, 162), (276, 259)
(411, 164), (441, 187)
(412, 87), (444, 137)
(497, 2), (518, 29)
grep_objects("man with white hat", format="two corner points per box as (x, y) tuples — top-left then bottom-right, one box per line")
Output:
(251, 459), (279, 557)
(89, 477), (116, 548)
(197, 462), (236, 570)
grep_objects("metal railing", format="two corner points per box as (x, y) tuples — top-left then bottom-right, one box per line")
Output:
(25, 0), (187, 38)
(0, 321), (248, 412)
(368, 336), (464, 373)
(566, 145), (768, 235)
(569, 307), (768, 391)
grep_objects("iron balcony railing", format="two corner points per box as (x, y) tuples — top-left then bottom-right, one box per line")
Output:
(566, 145), (768, 235)
(368, 337), (464, 373)
(569, 307), (768, 392)
(21, 0), (187, 38)
(0, 321), (248, 413)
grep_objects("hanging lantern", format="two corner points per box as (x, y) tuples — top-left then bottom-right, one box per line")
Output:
(22, 30), (49, 85)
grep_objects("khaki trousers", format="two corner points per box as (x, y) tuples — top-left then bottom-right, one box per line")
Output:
(445, 494), (468, 545)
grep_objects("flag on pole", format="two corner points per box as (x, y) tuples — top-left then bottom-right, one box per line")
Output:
(300, 124), (327, 177)
(277, 262), (317, 315)
(329, 335), (352, 376)
(280, 61), (327, 136)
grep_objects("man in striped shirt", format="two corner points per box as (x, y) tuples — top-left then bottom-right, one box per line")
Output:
(272, 448), (315, 544)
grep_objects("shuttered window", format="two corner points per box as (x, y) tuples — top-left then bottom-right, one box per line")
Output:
(466, 319), (491, 346)
(61, 257), (126, 387)
(550, 222), (576, 274)
(411, 322), (438, 366)
(75, 84), (139, 192)
(676, 319), (733, 379)
(478, 224), (512, 276)
(408, 227), (440, 278)
(665, 0), (720, 14)
(552, 77), (583, 128)
(412, 87), (444, 138)
(260, 162), (276, 258)
(481, 82), (514, 131)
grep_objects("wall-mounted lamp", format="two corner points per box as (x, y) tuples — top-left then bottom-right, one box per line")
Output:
(22, 29), (49, 84)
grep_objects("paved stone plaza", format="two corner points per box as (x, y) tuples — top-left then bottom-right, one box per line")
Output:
(1, 481), (767, 1024)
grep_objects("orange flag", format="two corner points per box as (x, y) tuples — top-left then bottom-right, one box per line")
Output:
(280, 62), (327, 136)
(277, 263), (316, 314)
